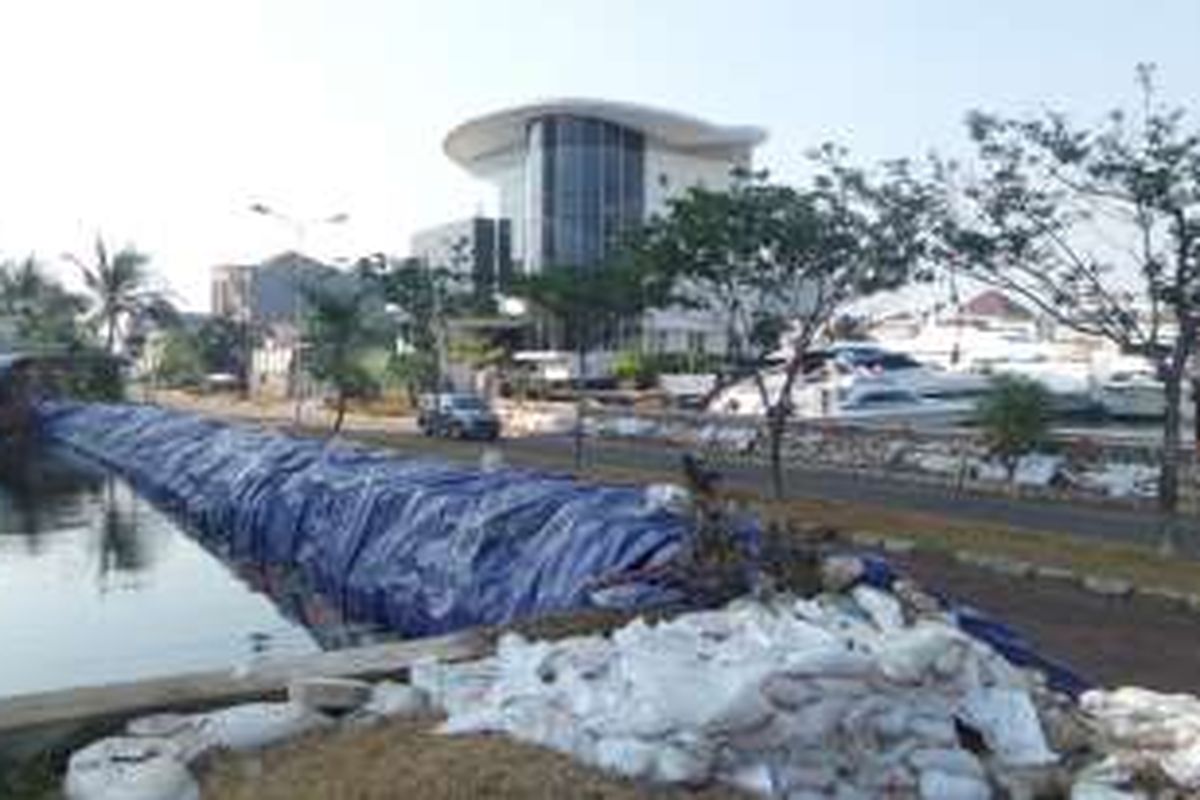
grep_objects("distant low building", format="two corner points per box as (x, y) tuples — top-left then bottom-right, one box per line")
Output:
(211, 251), (337, 327)
(960, 290), (1035, 322)
(211, 251), (343, 399)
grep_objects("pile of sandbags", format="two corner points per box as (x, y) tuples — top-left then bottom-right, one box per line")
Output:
(64, 702), (326, 800)
(1075, 687), (1200, 796)
(62, 679), (430, 800)
(413, 587), (1058, 798)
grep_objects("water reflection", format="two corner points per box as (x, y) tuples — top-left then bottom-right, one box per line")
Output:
(231, 561), (388, 651)
(95, 476), (153, 590)
(0, 446), (325, 697)
(0, 442), (101, 555)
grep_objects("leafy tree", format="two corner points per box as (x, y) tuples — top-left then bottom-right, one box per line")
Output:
(448, 330), (506, 371)
(66, 237), (175, 354)
(194, 315), (258, 381)
(358, 255), (467, 397)
(977, 374), (1052, 484)
(386, 351), (437, 405)
(153, 328), (205, 387)
(300, 278), (390, 433)
(514, 258), (670, 466)
(936, 65), (1200, 516)
(0, 256), (87, 348)
(634, 159), (934, 498)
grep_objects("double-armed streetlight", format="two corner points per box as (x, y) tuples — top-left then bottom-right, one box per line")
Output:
(248, 203), (349, 253)
(247, 202), (349, 424)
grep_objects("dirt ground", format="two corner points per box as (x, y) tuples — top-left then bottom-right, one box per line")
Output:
(202, 718), (749, 800)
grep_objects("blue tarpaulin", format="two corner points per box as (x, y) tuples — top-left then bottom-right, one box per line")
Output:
(38, 401), (695, 637)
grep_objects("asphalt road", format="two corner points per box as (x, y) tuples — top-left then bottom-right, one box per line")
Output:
(364, 430), (1200, 556)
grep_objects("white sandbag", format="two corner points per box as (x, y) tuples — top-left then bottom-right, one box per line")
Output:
(288, 677), (372, 714)
(878, 623), (970, 685)
(410, 657), (501, 717)
(64, 737), (199, 800)
(904, 713), (958, 748)
(651, 741), (712, 785)
(199, 702), (327, 752)
(123, 715), (210, 764)
(821, 555), (865, 592)
(777, 648), (876, 680)
(593, 736), (657, 780)
(908, 747), (986, 779)
(774, 696), (855, 745)
(357, 681), (431, 719)
(1070, 757), (1146, 799)
(642, 483), (692, 515)
(918, 769), (991, 800)
(851, 585), (906, 631)
(961, 686), (1057, 766)
(767, 757), (838, 794)
(1160, 741), (1200, 789)
(1082, 687), (1200, 789)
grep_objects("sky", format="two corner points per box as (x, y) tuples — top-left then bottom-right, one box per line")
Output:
(1, 0), (1197, 311)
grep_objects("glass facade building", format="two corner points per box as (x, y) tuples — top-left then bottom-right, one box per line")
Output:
(526, 115), (644, 270)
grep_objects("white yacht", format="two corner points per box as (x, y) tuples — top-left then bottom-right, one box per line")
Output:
(833, 383), (977, 426)
(708, 345), (982, 426)
(965, 346), (1100, 415)
(1096, 358), (1166, 419)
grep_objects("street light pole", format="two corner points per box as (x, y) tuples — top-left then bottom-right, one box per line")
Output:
(247, 203), (349, 425)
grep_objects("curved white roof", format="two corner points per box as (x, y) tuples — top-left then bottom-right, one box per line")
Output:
(445, 98), (767, 167)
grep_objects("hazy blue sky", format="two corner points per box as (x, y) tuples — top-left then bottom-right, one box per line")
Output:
(1, 0), (1197, 308)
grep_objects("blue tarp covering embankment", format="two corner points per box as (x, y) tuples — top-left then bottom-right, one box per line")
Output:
(38, 402), (695, 637)
(37, 401), (1088, 695)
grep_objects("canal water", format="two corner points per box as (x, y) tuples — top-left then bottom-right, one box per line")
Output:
(0, 445), (327, 699)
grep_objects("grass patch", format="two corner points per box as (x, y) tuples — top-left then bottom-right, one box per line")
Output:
(202, 716), (748, 800)
(1, 754), (63, 800)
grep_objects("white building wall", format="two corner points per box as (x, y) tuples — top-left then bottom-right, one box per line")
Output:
(643, 144), (747, 217)
(642, 308), (729, 355)
(636, 145), (752, 362)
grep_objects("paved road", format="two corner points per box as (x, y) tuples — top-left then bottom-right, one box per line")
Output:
(361, 430), (1200, 556)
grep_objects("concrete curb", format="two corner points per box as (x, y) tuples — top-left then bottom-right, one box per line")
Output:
(891, 541), (1200, 614)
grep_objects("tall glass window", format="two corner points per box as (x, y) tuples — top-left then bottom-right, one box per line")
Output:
(526, 115), (644, 270)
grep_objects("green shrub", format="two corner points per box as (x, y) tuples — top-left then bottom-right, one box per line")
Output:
(976, 374), (1052, 481)
(612, 350), (653, 387)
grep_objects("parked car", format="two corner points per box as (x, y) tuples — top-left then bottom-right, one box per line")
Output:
(418, 393), (501, 440)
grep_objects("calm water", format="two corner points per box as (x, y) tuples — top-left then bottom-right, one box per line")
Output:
(0, 446), (325, 698)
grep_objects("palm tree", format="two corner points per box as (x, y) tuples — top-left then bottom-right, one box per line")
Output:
(67, 237), (174, 354)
